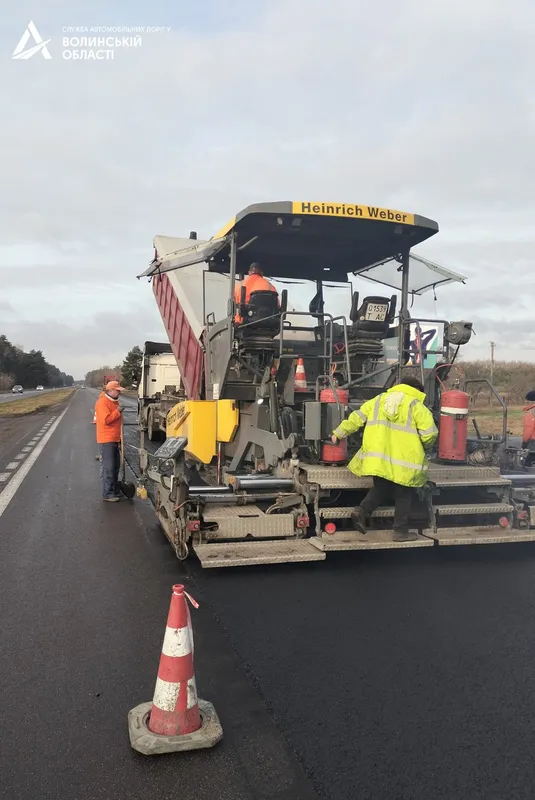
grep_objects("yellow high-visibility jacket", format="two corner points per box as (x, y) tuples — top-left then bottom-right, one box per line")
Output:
(332, 383), (438, 487)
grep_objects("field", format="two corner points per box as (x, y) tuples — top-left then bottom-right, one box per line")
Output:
(468, 403), (523, 437)
(0, 389), (75, 417)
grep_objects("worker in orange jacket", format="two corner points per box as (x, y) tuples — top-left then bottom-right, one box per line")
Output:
(95, 379), (125, 502)
(522, 391), (535, 465)
(234, 263), (279, 323)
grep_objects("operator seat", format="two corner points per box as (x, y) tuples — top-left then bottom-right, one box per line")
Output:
(237, 289), (281, 337)
(350, 293), (397, 340)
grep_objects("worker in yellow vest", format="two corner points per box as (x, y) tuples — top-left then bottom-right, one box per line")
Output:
(332, 376), (438, 542)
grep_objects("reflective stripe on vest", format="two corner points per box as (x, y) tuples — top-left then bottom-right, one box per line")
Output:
(354, 450), (426, 472)
(365, 396), (418, 433)
(418, 424), (438, 436)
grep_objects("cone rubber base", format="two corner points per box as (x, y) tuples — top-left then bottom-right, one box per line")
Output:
(128, 698), (223, 755)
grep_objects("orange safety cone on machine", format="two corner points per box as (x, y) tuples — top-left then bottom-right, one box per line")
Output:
(128, 584), (223, 755)
(92, 409), (97, 424)
(294, 358), (307, 392)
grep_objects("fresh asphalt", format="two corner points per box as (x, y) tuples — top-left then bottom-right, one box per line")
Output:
(3, 389), (535, 799)
(0, 390), (318, 800)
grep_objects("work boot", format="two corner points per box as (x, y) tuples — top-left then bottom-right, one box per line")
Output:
(393, 529), (418, 542)
(351, 507), (368, 534)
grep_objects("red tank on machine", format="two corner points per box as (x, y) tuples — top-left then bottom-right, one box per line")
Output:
(320, 387), (349, 463)
(438, 388), (469, 462)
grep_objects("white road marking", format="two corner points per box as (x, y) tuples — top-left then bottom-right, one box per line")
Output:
(0, 473), (10, 482)
(0, 409), (68, 518)
(6, 463), (18, 470)
(14, 454), (26, 461)
(21, 447), (32, 453)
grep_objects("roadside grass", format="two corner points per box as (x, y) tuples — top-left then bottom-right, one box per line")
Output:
(468, 404), (523, 436)
(0, 388), (75, 417)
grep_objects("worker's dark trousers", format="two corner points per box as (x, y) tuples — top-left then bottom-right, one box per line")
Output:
(360, 476), (415, 534)
(99, 442), (121, 499)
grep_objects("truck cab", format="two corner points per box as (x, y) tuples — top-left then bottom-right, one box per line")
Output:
(138, 341), (183, 441)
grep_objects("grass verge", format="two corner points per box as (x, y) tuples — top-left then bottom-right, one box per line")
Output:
(0, 388), (76, 418)
(467, 405), (523, 436)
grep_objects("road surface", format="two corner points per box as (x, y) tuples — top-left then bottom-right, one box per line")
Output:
(0, 387), (64, 404)
(0, 390), (317, 800)
(3, 389), (535, 799)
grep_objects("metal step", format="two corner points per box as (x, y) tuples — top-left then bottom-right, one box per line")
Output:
(431, 478), (511, 488)
(300, 465), (372, 490)
(319, 506), (394, 519)
(309, 530), (434, 551)
(435, 504), (514, 516)
(201, 504), (295, 539)
(194, 540), (325, 568)
(423, 526), (535, 546)
(428, 464), (511, 489)
(300, 464), (512, 490)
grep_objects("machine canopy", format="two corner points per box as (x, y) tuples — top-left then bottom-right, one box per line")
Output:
(138, 201), (465, 292)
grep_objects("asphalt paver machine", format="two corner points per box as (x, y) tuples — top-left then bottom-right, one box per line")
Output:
(137, 201), (535, 567)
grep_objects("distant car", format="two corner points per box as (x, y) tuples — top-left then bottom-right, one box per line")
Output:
(12, 385), (23, 394)
(80, 385), (86, 389)
(36, 385), (44, 391)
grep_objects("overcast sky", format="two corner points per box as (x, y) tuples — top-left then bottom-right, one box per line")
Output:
(1, 0), (534, 379)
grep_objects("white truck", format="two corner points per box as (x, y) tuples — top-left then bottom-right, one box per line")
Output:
(137, 341), (183, 441)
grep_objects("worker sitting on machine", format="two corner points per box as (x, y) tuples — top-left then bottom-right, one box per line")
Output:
(331, 375), (438, 542)
(234, 262), (279, 324)
(522, 391), (535, 466)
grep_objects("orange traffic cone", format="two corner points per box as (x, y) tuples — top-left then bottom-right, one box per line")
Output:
(294, 358), (307, 392)
(149, 584), (201, 736)
(128, 584), (223, 755)
(92, 409), (96, 424)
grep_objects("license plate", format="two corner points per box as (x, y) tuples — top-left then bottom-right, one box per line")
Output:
(364, 303), (387, 322)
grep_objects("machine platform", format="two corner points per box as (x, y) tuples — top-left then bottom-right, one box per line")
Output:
(194, 539), (325, 568)
(308, 530), (434, 551)
(423, 527), (535, 546)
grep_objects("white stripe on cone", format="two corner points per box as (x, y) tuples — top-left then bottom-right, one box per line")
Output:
(152, 676), (198, 712)
(295, 359), (307, 390)
(161, 625), (192, 658)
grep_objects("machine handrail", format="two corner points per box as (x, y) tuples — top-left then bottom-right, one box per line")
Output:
(278, 310), (333, 362)
(324, 315), (351, 388)
(398, 315), (451, 386)
(463, 378), (508, 445)
(343, 361), (399, 389)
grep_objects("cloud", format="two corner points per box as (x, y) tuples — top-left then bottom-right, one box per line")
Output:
(1, 0), (535, 374)
(0, 300), (17, 320)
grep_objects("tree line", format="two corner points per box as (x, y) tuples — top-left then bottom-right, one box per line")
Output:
(84, 346), (143, 389)
(84, 349), (535, 407)
(455, 360), (535, 405)
(0, 334), (74, 391)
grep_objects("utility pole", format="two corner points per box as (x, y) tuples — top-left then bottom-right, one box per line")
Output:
(490, 341), (495, 384)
